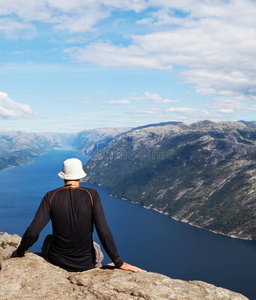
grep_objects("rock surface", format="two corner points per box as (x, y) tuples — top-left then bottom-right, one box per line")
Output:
(0, 232), (22, 262)
(0, 253), (249, 300)
(0, 233), (248, 300)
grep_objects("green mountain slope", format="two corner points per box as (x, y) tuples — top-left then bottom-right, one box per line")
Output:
(83, 121), (256, 240)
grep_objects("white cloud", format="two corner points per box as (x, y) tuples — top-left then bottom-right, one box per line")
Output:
(0, 0), (52, 23)
(114, 92), (179, 103)
(143, 92), (178, 103)
(205, 97), (256, 115)
(127, 104), (214, 123)
(51, 7), (110, 33)
(47, 0), (148, 13)
(65, 42), (173, 69)
(0, 1), (106, 36)
(71, 92), (177, 107)
(137, 7), (185, 26)
(0, 92), (36, 119)
(109, 100), (131, 104)
(64, 0), (256, 101)
(167, 107), (200, 113)
(182, 69), (256, 98)
(166, 107), (213, 121)
(218, 109), (234, 114)
(0, 0), (148, 36)
(68, 20), (256, 96)
(0, 18), (36, 38)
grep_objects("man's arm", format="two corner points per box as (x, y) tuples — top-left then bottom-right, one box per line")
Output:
(11, 194), (51, 258)
(92, 190), (142, 272)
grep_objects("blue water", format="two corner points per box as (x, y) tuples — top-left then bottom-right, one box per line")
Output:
(0, 149), (256, 299)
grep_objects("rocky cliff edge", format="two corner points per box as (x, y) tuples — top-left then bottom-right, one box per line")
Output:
(0, 232), (248, 300)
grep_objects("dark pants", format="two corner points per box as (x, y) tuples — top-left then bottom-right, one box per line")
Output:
(41, 234), (104, 267)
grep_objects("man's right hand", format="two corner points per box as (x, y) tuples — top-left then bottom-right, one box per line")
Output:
(119, 262), (143, 272)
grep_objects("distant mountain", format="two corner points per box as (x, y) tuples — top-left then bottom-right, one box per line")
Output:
(73, 127), (130, 156)
(0, 127), (130, 171)
(238, 120), (256, 128)
(83, 120), (256, 240)
(73, 124), (185, 157)
(0, 131), (65, 171)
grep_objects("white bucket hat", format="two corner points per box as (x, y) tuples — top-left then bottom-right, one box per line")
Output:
(58, 158), (87, 180)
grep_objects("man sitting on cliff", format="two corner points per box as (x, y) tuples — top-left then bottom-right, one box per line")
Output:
(11, 158), (141, 273)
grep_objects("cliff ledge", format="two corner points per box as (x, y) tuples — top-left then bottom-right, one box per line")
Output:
(0, 232), (248, 299)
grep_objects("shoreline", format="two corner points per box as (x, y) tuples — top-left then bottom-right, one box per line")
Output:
(0, 147), (74, 173)
(93, 185), (255, 242)
(142, 203), (254, 241)
(143, 204), (254, 241)
(0, 158), (35, 172)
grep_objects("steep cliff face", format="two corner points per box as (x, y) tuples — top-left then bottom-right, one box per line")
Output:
(0, 233), (248, 300)
(83, 121), (256, 240)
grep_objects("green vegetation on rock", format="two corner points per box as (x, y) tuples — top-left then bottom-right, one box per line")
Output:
(84, 121), (256, 240)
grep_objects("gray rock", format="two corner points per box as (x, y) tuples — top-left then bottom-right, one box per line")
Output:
(0, 232), (21, 260)
(0, 232), (21, 245)
(0, 252), (248, 299)
(0, 248), (2, 271)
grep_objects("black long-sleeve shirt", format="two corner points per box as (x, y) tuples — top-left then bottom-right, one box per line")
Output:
(17, 185), (123, 271)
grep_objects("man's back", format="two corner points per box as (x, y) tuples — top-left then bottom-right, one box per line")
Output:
(17, 186), (122, 271)
(48, 186), (95, 271)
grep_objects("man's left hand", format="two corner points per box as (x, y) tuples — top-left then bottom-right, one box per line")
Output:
(10, 250), (20, 258)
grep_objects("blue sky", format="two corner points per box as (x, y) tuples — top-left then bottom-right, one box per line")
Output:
(0, 0), (256, 132)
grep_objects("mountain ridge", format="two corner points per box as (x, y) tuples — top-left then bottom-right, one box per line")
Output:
(83, 120), (256, 240)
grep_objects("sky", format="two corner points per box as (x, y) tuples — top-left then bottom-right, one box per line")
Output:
(0, 0), (256, 132)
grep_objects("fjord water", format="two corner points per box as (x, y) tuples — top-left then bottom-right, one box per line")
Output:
(0, 150), (255, 299)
